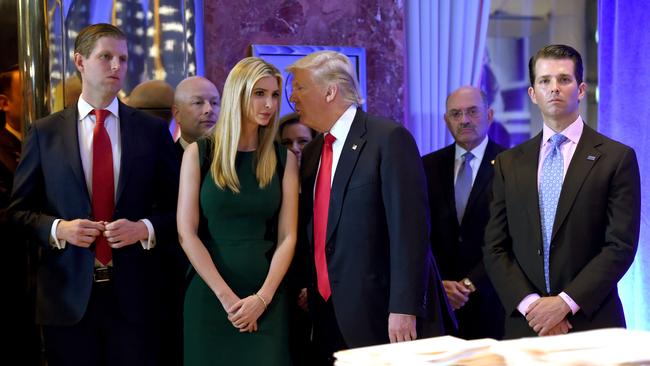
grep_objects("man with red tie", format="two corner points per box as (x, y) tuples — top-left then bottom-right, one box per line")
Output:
(288, 51), (454, 366)
(9, 24), (179, 366)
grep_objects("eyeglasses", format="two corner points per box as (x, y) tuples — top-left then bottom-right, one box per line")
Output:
(447, 107), (481, 121)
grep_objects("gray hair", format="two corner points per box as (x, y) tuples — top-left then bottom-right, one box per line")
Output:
(287, 51), (364, 106)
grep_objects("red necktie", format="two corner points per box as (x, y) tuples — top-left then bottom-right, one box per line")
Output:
(92, 109), (114, 266)
(314, 133), (336, 301)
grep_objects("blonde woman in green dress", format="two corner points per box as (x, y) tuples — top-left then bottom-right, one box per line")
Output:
(177, 57), (298, 366)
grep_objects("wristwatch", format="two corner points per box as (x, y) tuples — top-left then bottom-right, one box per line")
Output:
(462, 277), (476, 292)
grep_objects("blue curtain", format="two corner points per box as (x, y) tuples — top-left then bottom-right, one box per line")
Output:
(598, 0), (650, 330)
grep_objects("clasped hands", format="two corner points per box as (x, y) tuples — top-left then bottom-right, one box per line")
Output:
(224, 293), (268, 333)
(525, 296), (573, 336)
(57, 218), (148, 248)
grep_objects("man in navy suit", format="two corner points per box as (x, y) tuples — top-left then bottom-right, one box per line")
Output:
(9, 23), (179, 365)
(422, 86), (505, 340)
(288, 51), (454, 365)
(484, 44), (640, 338)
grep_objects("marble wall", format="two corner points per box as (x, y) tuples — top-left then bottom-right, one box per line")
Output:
(204, 0), (406, 123)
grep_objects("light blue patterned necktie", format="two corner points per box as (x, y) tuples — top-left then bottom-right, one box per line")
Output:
(539, 134), (568, 293)
(455, 151), (474, 223)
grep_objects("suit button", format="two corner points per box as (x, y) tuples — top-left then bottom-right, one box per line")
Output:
(458, 236), (464, 243)
(326, 247), (333, 254)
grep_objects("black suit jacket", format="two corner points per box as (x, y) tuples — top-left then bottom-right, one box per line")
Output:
(300, 109), (455, 348)
(0, 127), (20, 207)
(422, 139), (505, 340)
(483, 124), (640, 338)
(9, 102), (179, 326)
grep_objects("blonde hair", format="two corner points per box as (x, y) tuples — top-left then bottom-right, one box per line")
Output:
(210, 57), (282, 193)
(286, 50), (363, 106)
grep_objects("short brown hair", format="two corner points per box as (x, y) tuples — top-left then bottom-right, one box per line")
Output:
(529, 44), (583, 86)
(74, 23), (126, 58)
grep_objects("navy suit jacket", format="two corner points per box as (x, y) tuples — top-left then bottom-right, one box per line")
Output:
(9, 102), (179, 326)
(422, 139), (505, 339)
(484, 124), (640, 338)
(299, 108), (455, 348)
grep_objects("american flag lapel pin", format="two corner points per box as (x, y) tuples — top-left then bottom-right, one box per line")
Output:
(587, 155), (596, 161)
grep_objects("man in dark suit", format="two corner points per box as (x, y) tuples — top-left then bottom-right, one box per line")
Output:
(423, 86), (505, 340)
(483, 44), (641, 339)
(172, 76), (219, 161)
(288, 51), (454, 365)
(1, 64), (42, 365)
(0, 64), (22, 208)
(9, 24), (179, 366)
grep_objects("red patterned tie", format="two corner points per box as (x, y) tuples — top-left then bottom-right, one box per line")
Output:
(314, 133), (336, 301)
(92, 109), (114, 266)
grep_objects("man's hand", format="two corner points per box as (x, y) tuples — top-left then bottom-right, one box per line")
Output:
(56, 219), (105, 247)
(388, 313), (417, 343)
(545, 318), (572, 336)
(443, 280), (471, 310)
(525, 296), (571, 336)
(297, 288), (308, 312)
(104, 219), (148, 248)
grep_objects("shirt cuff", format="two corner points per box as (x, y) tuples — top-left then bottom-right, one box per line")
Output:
(139, 219), (156, 250)
(50, 219), (67, 249)
(559, 291), (580, 315)
(517, 293), (541, 316)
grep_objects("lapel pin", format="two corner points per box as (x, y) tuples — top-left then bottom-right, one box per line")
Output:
(491, 159), (495, 165)
(352, 144), (358, 150)
(587, 155), (596, 161)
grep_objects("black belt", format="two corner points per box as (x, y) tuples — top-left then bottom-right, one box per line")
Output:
(93, 267), (112, 283)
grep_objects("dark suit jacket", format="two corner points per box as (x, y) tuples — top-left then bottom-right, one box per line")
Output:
(9, 102), (180, 326)
(174, 140), (185, 163)
(0, 127), (20, 207)
(422, 139), (505, 340)
(483, 124), (640, 338)
(300, 108), (455, 348)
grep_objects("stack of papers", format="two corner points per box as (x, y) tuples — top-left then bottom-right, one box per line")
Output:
(334, 336), (497, 366)
(334, 328), (650, 366)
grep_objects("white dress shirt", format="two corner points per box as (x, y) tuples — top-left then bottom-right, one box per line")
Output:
(454, 135), (489, 186)
(316, 105), (357, 190)
(50, 96), (155, 251)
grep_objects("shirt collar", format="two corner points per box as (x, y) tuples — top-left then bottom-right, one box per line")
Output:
(77, 96), (120, 121)
(455, 135), (489, 162)
(5, 123), (22, 141)
(541, 115), (584, 147)
(327, 105), (357, 142)
(179, 136), (191, 149)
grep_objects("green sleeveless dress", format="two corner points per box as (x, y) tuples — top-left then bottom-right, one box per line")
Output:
(184, 139), (291, 366)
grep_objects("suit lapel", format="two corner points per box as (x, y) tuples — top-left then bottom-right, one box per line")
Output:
(516, 133), (544, 244)
(326, 109), (367, 243)
(301, 135), (324, 247)
(552, 125), (602, 241)
(440, 145), (458, 224)
(463, 140), (498, 222)
(61, 106), (91, 202)
(115, 102), (134, 205)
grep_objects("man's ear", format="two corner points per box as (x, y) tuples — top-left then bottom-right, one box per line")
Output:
(325, 84), (337, 103)
(74, 53), (85, 74)
(527, 86), (538, 105)
(0, 94), (9, 112)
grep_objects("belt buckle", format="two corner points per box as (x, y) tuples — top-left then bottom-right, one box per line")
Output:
(93, 267), (112, 283)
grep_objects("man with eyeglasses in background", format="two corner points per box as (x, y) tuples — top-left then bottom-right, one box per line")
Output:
(422, 85), (505, 340)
